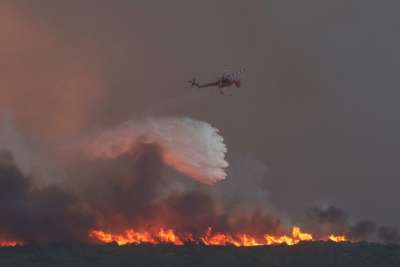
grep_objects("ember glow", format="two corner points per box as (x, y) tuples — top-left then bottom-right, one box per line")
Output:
(89, 226), (348, 247)
(328, 234), (348, 242)
(0, 240), (22, 247)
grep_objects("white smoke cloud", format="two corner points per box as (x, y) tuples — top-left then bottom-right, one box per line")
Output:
(79, 117), (228, 184)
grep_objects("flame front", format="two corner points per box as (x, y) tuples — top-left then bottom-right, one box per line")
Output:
(89, 226), (348, 247)
(89, 229), (184, 246)
(0, 228), (350, 247)
(328, 234), (347, 242)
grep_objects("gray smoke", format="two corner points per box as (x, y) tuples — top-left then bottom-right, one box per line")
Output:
(349, 221), (376, 241)
(0, 150), (94, 244)
(306, 206), (398, 244)
(378, 226), (400, 245)
(0, 117), (397, 245)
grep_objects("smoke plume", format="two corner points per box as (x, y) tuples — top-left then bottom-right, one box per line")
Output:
(378, 226), (400, 245)
(0, 118), (397, 245)
(0, 117), (283, 243)
(0, 150), (94, 244)
(305, 206), (399, 244)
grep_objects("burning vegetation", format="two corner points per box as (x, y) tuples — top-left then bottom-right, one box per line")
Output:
(88, 226), (348, 247)
(0, 118), (397, 248)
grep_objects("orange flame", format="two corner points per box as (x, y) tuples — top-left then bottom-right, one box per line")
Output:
(89, 228), (184, 246)
(89, 226), (348, 247)
(328, 234), (348, 242)
(263, 226), (314, 246)
(158, 229), (184, 245)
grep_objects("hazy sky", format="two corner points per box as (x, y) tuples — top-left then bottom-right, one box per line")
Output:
(1, 1), (400, 227)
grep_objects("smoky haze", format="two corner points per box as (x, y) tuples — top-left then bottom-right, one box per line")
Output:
(0, 123), (392, 244)
(0, 123), (282, 243)
(0, 0), (399, 241)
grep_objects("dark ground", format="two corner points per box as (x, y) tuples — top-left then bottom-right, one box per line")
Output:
(0, 242), (399, 267)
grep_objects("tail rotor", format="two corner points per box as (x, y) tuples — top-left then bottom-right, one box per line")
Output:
(189, 78), (199, 88)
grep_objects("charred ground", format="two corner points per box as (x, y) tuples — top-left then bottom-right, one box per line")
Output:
(0, 242), (399, 267)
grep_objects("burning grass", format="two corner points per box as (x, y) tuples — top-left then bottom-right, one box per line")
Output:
(89, 226), (347, 247)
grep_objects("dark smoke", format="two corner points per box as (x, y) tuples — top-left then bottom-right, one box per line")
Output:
(1, 138), (398, 245)
(0, 119), (396, 245)
(0, 150), (94, 244)
(349, 221), (376, 242)
(308, 206), (348, 225)
(159, 190), (281, 237)
(0, 116), (281, 245)
(77, 143), (170, 231)
(378, 226), (400, 245)
(306, 206), (398, 244)
(73, 142), (281, 237)
(306, 206), (349, 234)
